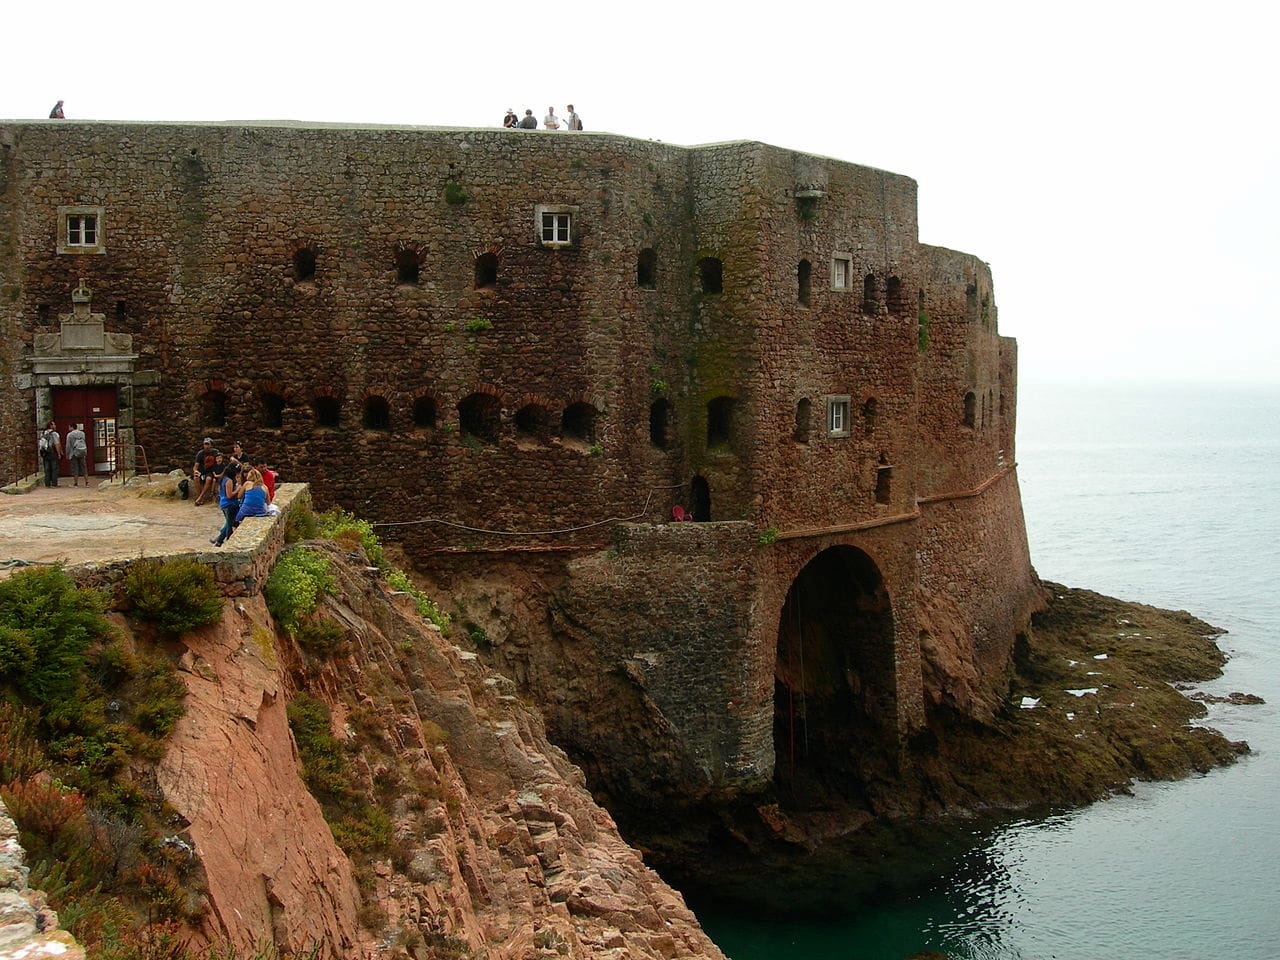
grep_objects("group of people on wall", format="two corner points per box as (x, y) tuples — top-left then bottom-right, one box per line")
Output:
(190, 438), (280, 548)
(503, 105), (583, 131)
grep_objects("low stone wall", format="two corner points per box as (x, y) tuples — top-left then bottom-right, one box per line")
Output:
(66, 482), (312, 600)
(0, 798), (84, 960)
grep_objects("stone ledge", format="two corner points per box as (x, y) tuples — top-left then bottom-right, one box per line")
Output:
(67, 483), (312, 599)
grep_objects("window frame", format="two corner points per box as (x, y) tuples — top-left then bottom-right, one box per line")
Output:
(825, 394), (851, 438)
(534, 204), (579, 248)
(57, 205), (106, 255)
(830, 253), (852, 291)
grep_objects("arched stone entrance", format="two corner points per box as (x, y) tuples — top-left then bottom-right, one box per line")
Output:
(774, 545), (896, 796)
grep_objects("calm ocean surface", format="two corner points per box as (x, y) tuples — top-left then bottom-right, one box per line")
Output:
(699, 380), (1280, 960)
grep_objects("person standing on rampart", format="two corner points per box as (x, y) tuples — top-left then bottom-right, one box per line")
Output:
(566, 105), (583, 131)
(503, 108), (518, 128)
(65, 422), (88, 486)
(518, 110), (537, 129)
(38, 421), (61, 488)
(48, 101), (64, 119)
(543, 107), (560, 130)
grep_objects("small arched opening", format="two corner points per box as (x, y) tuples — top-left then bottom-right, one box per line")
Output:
(797, 259), (812, 306)
(412, 396), (438, 429)
(261, 392), (286, 429)
(793, 398), (811, 444)
(699, 257), (723, 295)
(690, 475), (711, 522)
(774, 546), (896, 796)
(963, 391), (977, 430)
(561, 402), (597, 446)
(637, 248), (657, 289)
(706, 396), (735, 450)
(200, 390), (227, 428)
(313, 396), (341, 429)
(293, 247), (317, 282)
(862, 273), (878, 314)
(475, 253), (499, 290)
(458, 393), (501, 443)
(649, 398), (672, 449)
(515, 404), (552, 444)
(394, 247), (420, 285)
(363, 396), (391, 430)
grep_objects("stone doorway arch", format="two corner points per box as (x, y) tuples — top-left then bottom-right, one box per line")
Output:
(774, 545), (896, 797)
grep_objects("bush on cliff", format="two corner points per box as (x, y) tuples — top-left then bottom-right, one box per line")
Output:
(0, 566), (200, 952)
(286, 691), (391, 860)
(265, 547), (334, 635)
(0, 565), (109, 706)
(385, 568), (451, 630)
(124, 558), (223, 637)
(316, 508), (384, 568)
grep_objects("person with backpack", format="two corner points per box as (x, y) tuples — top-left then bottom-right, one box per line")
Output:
(566, 105), (583, 131)
(65, 422), (88, 486)
(38, 421), (61, 488)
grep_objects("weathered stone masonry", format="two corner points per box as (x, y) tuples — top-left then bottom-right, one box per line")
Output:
(0, 120), (1042, 804)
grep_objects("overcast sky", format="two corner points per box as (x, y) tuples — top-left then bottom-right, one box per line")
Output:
(5, 0), (1277, 386)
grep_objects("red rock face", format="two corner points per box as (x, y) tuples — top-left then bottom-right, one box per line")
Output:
(155, 548), (726, 959)
(157, 594), (367, 956)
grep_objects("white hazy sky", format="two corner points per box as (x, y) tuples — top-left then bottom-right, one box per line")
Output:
(5, 0), (1277, 385)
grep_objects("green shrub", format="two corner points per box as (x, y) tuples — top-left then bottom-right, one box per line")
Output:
(464, 318), (492, 333)
(287, 692), (392, 860)
(265, 548), (333, 635)
(0, 700), (46, 783)
(384, 568), (451, 630)
(0, 565), (109, 706)
(124, 559), (222, 637)
(284, 503), (318, 543)
(296, 617), (346, 656)
(315, 509), (384, 568)
(443, 181), (468, 205)
(286, 692), (348, 801)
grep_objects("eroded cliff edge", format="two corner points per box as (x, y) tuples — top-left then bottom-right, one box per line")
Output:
(167, 542), (726, 959)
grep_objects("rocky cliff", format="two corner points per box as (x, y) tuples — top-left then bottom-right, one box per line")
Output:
(156, 542), (724, 959)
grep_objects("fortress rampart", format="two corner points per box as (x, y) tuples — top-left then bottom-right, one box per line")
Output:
(0, 121), (1042, 802)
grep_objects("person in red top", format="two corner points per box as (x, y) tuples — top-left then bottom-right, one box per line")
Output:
(260, 465), (278, 503)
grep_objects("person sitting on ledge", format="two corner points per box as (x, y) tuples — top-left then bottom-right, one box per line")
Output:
(210, 461), (243, 547)
(192, 437), (221, 505)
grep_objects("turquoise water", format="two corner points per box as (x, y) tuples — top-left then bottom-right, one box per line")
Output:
(699, 381), (1280, 960)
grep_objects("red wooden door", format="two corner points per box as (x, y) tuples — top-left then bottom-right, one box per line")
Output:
(51, 387), (118, 475)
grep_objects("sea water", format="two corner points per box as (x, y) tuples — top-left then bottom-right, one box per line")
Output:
(698, 380), (1280, 960)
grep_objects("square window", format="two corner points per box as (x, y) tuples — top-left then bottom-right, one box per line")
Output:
(825, 395), (851, 438)
(540, 213), (570, 244)
(831, 254), (852, 290)
(534, 204), (579, 248)
(57, 205), (106, 254)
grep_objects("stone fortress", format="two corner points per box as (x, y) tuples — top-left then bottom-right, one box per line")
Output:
(0, 120), (1043, 808)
